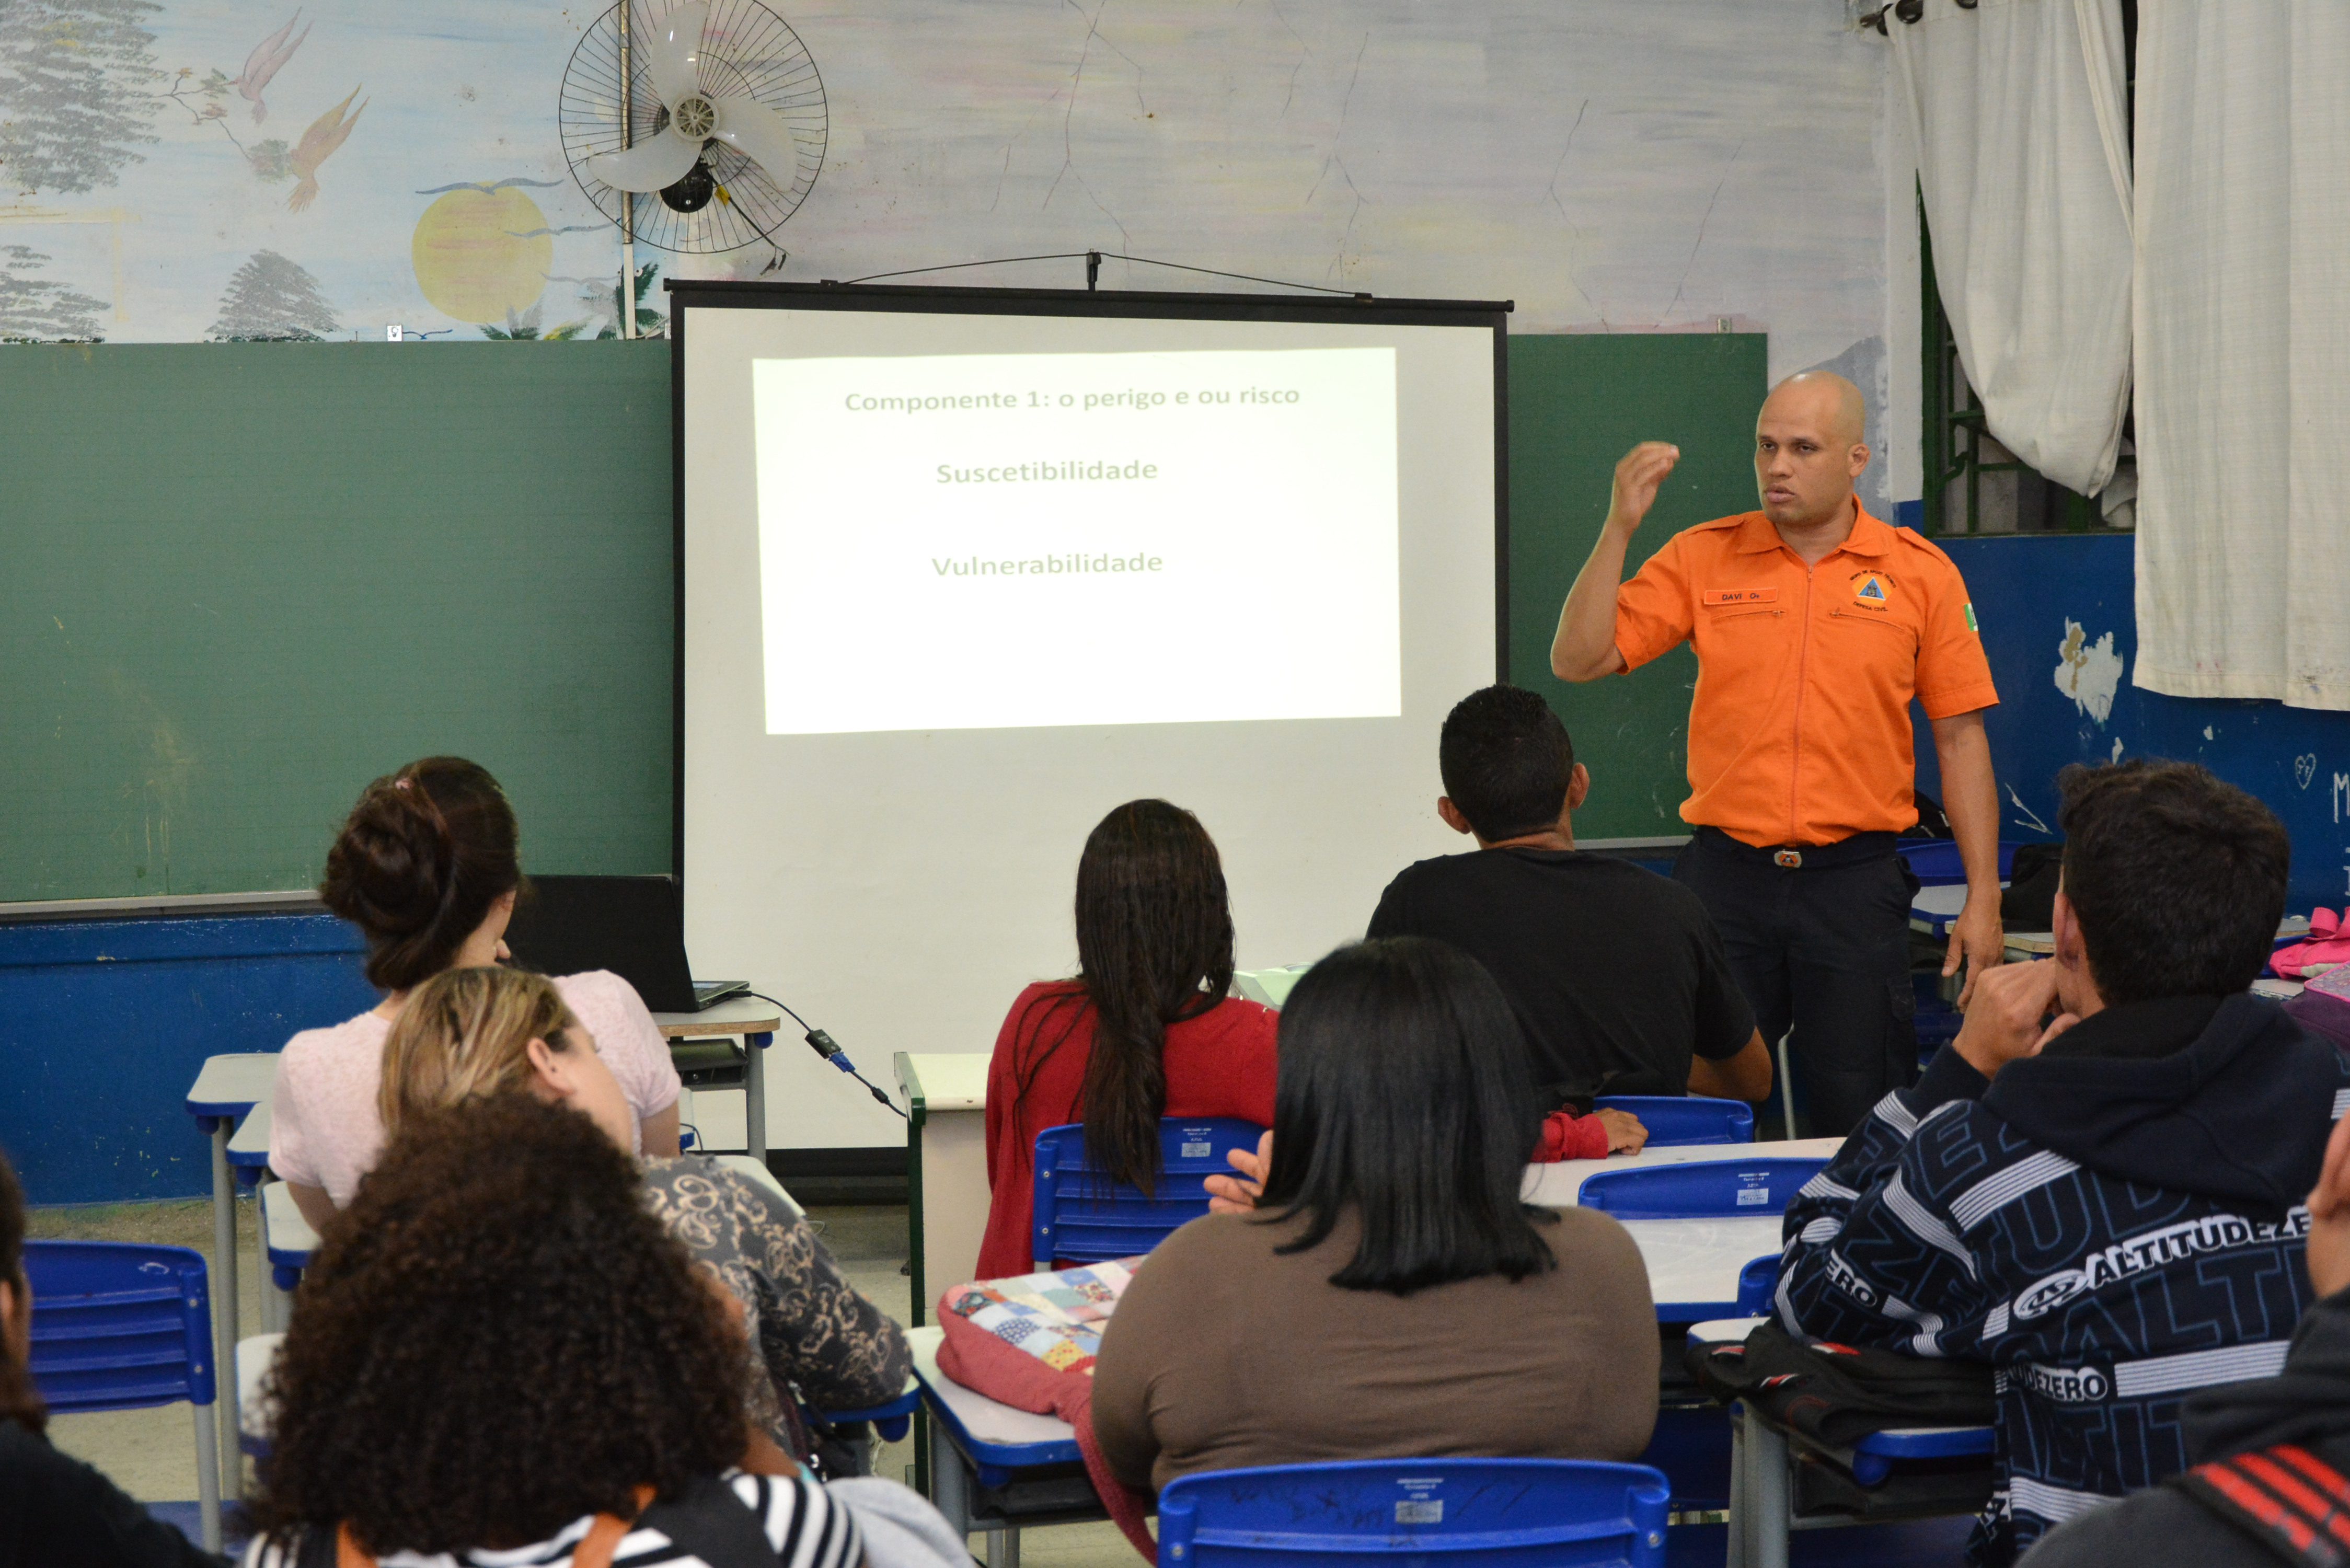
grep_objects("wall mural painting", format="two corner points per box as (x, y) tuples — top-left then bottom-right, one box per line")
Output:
(0, 0), (1886, 442)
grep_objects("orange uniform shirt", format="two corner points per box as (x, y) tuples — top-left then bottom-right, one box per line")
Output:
(1612, 505), (1998, 848)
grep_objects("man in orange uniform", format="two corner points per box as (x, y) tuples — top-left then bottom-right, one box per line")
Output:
(1550, 372), (2003, 1137)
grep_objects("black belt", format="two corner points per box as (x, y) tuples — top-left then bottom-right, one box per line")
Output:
(1691, 826), (1899, 871)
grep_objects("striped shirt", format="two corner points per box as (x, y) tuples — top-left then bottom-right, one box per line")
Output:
(241, 1471), (861, 1568)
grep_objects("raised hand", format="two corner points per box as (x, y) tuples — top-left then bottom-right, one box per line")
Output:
(1205, 1130), (1271, 1214)
(1606, 442), (1681, 534)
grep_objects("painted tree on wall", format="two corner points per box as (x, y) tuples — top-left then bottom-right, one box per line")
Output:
(209, 250), (337, 341)
(0, 0), (163, 195)
(0, 244), (106, 340)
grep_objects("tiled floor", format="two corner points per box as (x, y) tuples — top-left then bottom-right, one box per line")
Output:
(31, 1196), (1971, 1567)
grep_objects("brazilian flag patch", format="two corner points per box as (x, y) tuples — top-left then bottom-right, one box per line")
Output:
(1965, 603), (1979, 632)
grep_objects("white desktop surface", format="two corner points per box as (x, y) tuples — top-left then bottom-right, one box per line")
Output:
(1623, 1217), (1784, 1311)
(909, 1324), (1076, 1447)
(188, 1053), (279, 1112)
(903, 1052), (989, 1112)
(261, 1179), (320, 1261)
(650, 996), (786, 1038)
(227, 1101), (272, 1163)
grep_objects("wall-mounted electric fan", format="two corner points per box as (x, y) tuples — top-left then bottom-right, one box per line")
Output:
(559, 0), (827, 253)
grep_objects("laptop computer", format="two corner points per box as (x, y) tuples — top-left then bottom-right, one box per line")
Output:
(501, 874), (747, 1013)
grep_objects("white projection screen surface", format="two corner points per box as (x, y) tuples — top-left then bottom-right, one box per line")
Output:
(678, 286), (1505, 1150)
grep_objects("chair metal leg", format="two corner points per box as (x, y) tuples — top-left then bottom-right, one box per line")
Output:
(193, 1401), (223, 1552)
(745, 1031), (770, 1168)
(1746, 1411), (1792, 1568)
(257, 1184), (294, 1334)
(1777, 1034), (1799, 1139)
(210, 1124), (241, 1497)
(1726, 1402), (1748, 1568)
(927, 1411), (971, 1535)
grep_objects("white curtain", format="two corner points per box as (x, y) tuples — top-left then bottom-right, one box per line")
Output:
(1892, 0), (2134, 498)
(2133, 3), (2350, 707)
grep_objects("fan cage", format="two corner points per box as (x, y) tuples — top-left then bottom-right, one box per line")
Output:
(560, 0), (828, 253)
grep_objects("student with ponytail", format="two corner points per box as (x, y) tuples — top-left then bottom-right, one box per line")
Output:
(975, 799), (1277, 1279)
(270, 757), (681, 1229)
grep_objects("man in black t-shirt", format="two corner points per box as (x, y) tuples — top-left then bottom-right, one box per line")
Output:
(1368, 685), (1772, 1108)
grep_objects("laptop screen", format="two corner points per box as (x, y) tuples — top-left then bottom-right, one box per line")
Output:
(502, 875), (699, 1012)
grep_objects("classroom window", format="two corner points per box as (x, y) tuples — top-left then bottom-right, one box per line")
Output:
(1917, 201), (2123, 538)
(1918, 1), (2135, 540)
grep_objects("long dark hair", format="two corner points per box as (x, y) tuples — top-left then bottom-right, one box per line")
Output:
(319, 756), (523, 991)
(1258, 937), (1557, 1295)
(0, 1146), (45, 1433)
(1013, 800), (1236, 1193)
(248, 1096), (746, 1555)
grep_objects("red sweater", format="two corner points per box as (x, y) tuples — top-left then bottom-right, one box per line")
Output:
(978, 981), (1279, 1280)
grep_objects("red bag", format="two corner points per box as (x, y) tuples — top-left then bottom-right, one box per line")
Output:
(934, 1261), (1157, 1562)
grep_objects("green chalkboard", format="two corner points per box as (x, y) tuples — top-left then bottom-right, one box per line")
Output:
(0, 343), (674, 903)
(0, 333), (1760, 903)
(1505, 334), (1769, 840)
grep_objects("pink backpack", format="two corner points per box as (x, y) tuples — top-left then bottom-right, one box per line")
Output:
(936, 1260), (1157, 1561)
(2272, 909), (2350, 981)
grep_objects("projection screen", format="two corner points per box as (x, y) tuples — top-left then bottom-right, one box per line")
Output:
(676, 283), (1507, 1151)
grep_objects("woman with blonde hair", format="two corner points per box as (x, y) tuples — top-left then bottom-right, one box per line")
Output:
(376, 965), (909, 1469)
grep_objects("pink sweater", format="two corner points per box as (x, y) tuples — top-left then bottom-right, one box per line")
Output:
(268, 969), (682, 1205)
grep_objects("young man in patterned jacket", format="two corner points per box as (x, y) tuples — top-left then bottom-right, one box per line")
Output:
(1777, 758), (2350, 1565)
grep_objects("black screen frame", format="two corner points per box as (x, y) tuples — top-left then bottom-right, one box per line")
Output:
(667, 279), (1513, 884)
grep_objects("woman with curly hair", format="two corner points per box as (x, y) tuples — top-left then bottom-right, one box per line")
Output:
(243, 1093), (864, 1568)
(373, 965), (909, 1469)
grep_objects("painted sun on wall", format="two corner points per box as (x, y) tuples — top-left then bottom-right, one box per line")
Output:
(0, 0), (653, 342)
(0, 0), (1892, 436)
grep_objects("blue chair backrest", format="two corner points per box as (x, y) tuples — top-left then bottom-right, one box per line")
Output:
(1591, 1096), (1754, 1146)
(1896, 838), (2020, 886)
(24, 1241), (215, 1412)
(1033, 1117), (1265, 1267)
(1158, 1458), (1670, 1568)
(1575, 1158), (1830, 1219)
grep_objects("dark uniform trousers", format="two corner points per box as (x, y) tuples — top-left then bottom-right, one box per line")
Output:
(1673, 826), (1918, 1139)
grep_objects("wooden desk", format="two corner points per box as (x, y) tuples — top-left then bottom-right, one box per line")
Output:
(651, 997), (785, 1166)
(896, 1051), (990, 1326)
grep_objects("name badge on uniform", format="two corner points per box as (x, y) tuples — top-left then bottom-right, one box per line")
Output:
(1702, 588), (1779, 608)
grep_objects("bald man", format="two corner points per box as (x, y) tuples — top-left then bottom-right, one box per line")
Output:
(1549, 373), (2003, 1137)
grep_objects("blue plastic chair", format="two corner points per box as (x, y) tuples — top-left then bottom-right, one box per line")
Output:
(805, 1385), (921, 1451)
(1895, 839), (2021, 886)
(1158, 1458), (1671, 1567)
(1575, 1158), (1829, 1220)
(1031, 1117), (1265, 1269)
(25, 1241), (222, 1552)
(1591, 1095), (1754, 1146)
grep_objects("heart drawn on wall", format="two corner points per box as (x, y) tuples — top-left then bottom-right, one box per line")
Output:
(2296, 754), (2319, 790)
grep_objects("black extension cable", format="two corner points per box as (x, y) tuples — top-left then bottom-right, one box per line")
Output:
(741, 990), (907, 1119)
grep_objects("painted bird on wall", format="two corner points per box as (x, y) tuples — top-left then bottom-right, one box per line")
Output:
(233, 10), (312, 124)
(287, 88), (365, 213)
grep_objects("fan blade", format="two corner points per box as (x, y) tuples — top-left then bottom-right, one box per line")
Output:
(709, 95), (804, 188)
(585, 134), (703, 193)
(642, 0), (708, 110)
